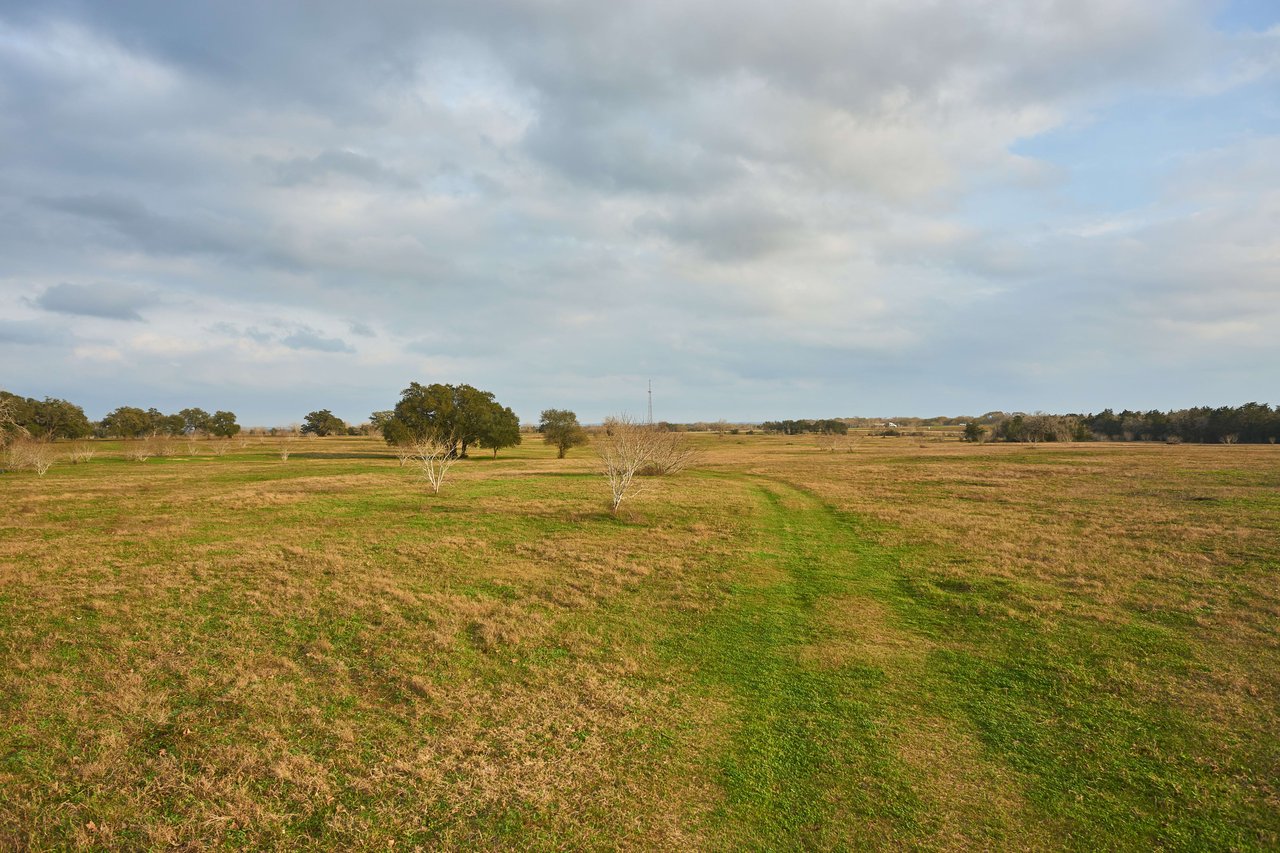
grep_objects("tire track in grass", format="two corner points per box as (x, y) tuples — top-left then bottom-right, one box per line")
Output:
(666, 478), (923, 848)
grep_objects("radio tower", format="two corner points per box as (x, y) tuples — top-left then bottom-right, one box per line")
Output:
(647, 379), (653, 425)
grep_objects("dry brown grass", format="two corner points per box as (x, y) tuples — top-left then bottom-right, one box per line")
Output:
(0, 438), (734, 848)
(1, 434), (1276, 848)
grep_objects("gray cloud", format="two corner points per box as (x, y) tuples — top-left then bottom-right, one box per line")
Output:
(37, 192), (241, 258)
(34, 282), (154, 320)
(269, 149), (418, 189)
(635, 204), (804, 262)
(280, 328), (354, 353)
(0, 317), (73, 346)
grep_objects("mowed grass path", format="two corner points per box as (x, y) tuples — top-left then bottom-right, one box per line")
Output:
(1, 436), (1277, 848)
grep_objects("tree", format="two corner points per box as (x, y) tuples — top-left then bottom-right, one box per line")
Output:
(596, 415), (659, 513)
(962, 421), (985, 443)
(179, 407), (212, 434)
(27, 397), (93, 440)
(638, 428), (697, 476)
(301, 409), (346, 437)
(539, 409), (589, 458)
(594, 415), (696, 512)
(368, 410), (395, 436)
(100, 406), (154, 438)
(156, 413), (186, 436)
(209, 411), (241, 438)
(478, 405), (522, 457)
(387, 382), (514, 458)
(412, 437), (459, 495)
(0, 394), (24, 447)
(390, 382), (464, 455)
(381, 417), (412, 449)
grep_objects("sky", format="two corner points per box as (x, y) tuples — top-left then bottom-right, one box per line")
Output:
(1, 0), (1277, 426)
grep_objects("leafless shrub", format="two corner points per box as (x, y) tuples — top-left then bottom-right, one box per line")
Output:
(186, 436), (202, 455)
(413, 438), (459, 495)
(637, 428), (698, 476)
(278, 439), (296, 462)
(1220, 434), (1239, 446)
(67, 441), (96, 463)
(597, 415), (683, 513)
(393, 443), (415, 468)
(150, 435), (175, 457)
(210, 438), (232, 457)
(124, 440), (152, 463)
(8, 439), (55, 475)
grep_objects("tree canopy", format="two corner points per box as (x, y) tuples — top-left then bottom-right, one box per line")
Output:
(538, 409), (589, 458)
(301, 409), (347, 437)
(0, 391), (92, 440)
(478, 405), (522, 457)
(387, 382), (517, 458)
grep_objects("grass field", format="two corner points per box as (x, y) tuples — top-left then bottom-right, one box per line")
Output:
(1, 434), (1277, 849)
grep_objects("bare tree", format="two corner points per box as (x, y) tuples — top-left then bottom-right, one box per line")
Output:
(597, 416), (653, 513)
(67, 441), (96, 464)
(8, 439), (55, 475)
(393, 443), (415, 468)
(0, 397), (28, 449)
(278, 438), (296, 461)
(413, 437), (459, 495)
(639, 428), (698, 476)
(210, 438), (232, 457)
(596, 415), (695, 512)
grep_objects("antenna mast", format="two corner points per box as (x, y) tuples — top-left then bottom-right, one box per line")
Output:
(647, 379), (653, 425)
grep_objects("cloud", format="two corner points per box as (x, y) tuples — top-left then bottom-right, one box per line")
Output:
(0, 2), (1276, 422)
(34, 282), (154, 321)
(0, 317), (72, 345)
(280, 327), (354, 353)
(635, 202), (804, 262)
(269, 149), (418, 189)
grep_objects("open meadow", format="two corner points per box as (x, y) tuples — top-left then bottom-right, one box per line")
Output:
(1, 434), (1277, 849)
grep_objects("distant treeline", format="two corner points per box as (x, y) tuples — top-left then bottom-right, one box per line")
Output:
(1, 390), (240, 439)
(982, 404), (1280, 444)
(759, 419), (850, 435)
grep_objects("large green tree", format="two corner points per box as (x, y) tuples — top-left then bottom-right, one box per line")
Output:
(179, 407), (212, 434)
(30, 397), (93, 439)
(538, 409), (589, 458)
(100, 406), (155, 438)
(387, 382), (515, 458)
(478, 405), (522, 458)
(301, 409), (346, 437)
(0, 392), (92, 440)
(209, 411), (241, 438)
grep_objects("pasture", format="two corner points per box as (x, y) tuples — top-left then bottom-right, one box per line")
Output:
(1, 434), (1277, 849)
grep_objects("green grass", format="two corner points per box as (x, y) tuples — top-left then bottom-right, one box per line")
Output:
(1, 435), (1277, 848)
(668, 480), (921, 847)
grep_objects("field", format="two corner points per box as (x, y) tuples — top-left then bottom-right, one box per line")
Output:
(1, 434), (1277, 849)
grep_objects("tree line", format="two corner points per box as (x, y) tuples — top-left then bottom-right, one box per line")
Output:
(760, 419), (850, 435)
(977, 404), (1280, 444)
(0, 391), (243, 440)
